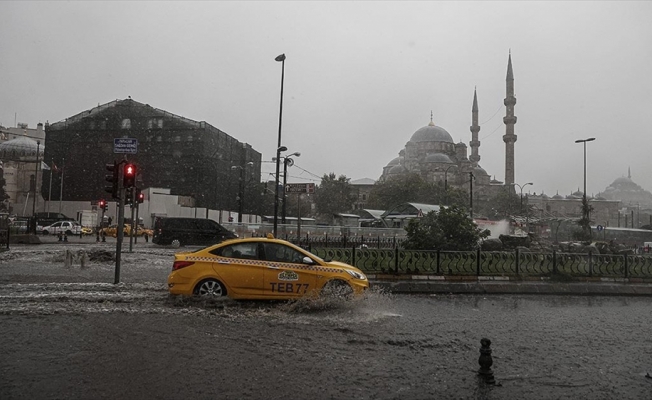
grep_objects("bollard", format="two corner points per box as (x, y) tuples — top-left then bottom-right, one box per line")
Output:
(478, 338), (496, 385)
(79, 250), (88, 269)
(63, 233), (68, 242)
(64, 250), (72, 269)
(58, 232), (63, 242)
(96, 231), (100, 243)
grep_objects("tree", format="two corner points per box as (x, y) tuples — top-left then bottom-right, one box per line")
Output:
(366, 172), (467, 210)
(403, 204), (490, 250)
(314, 173), (356, 223)
(0, 167), (10, 212)
(572, 197), (594, 242)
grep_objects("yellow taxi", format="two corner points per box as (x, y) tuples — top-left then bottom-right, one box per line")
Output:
(167, 235), (368, 299)
(102, 223), (153, 238)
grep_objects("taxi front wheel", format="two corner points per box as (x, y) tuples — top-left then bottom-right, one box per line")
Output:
(321, 280), (353, 299)
(194, 279), (226, 297)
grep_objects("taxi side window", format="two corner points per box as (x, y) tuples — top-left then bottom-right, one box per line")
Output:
(211, 243), (258, 260)
(263, 243), (303, 264)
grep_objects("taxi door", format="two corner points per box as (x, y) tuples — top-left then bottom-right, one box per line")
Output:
(262, 243), (317, 298)
(211, 242), (265, 296)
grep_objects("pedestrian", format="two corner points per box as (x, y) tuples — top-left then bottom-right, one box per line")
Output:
(108, 217), (113, 225)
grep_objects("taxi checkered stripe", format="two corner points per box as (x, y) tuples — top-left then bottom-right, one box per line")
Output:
(184, 256), (343, 274)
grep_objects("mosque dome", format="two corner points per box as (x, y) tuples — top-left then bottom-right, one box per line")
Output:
(388, 164), (406, 175)
(385, 156), (403, 167)
(409, 121), (454, 144)
(0, 136), (44, 161)
(473, 165), (488, 176)
(424, 153), (453, 164)
(552, 193), (563, 200)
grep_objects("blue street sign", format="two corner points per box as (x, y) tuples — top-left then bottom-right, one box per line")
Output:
(596, 225), (604, 232)
(114, 138), (138, 154)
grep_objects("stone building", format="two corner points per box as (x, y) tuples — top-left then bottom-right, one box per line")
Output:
(0, 134), (45, 215)
(378, 54), (518, 202)
(42, 99), (261, 211)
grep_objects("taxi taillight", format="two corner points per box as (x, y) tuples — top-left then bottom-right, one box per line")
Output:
(172, 261), (194, 271)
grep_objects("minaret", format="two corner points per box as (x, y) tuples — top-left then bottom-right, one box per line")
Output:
(503, 52), (518, 185)
(469, 87), (481, 166)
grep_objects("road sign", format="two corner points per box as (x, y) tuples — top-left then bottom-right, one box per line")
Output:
(114, 138), (138, 154)
(285, 183), (315, 194)
(596, 225), (604, 232)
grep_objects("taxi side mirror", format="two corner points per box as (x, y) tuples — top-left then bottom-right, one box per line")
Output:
(302, 256), (315, 265)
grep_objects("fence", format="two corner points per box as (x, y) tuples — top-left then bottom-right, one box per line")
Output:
(309, 247), (652, 279)
(254, 233), (406, 249)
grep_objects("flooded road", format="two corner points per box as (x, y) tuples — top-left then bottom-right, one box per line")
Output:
(1, 243), (651, 399)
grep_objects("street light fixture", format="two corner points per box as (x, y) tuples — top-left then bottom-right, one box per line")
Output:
(273, 53), (286, 237)
(575, 137), (596, 238)
(513, 182), (533, 213)
(281, 152), (300, 224)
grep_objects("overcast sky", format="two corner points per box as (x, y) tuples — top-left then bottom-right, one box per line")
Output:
(2, 1), (651, 198)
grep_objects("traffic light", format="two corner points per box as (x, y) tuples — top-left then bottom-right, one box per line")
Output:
(125, 187), (133, 206)
(105, 161), (119, 199)
(123, 163), (136, 188)
(136, 188), (144, 204)
(99, 199), (108, 212)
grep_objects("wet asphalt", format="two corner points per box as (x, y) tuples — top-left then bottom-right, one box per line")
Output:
(0, 240), (651, 399)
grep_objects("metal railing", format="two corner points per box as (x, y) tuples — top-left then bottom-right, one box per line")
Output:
(309, 247), (652, 279)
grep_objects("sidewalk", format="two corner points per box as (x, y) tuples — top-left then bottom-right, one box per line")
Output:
(370, 278), (652, 296)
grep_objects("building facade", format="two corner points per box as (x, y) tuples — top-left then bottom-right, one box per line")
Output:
(378, 54), (517, 202)
(42, 99), (262, 211)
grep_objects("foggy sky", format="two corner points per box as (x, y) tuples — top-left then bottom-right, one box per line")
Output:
(1, 1), (651, 198)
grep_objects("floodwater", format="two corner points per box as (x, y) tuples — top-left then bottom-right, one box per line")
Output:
(1, 242), (651, 399)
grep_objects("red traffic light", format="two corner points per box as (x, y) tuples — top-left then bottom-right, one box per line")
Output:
(124, 164), (136, 177)
(123, 163), (137, 188)
(99, 200), (105, 207)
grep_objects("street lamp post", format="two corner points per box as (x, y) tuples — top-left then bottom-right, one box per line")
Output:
(444, 164), (456, 205)
(281, 152), (300, 224)
(575, 137), (596, 237)
(231, 162), (254, 223)
(32, 141), (40, 233)
(513, 182), (533, 214)
(273, 146), (287, 235)
(273, 53), (286, 237)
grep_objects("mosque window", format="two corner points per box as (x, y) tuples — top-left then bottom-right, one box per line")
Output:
(156, 136), (162, 142)
(187, 136), (193, 142)
(121, 119), (131, 129)
(174, 136), (181, 142)
(100, 120), (107, 130)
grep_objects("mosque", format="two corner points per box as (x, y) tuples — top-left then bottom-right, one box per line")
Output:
(378, 54), (519, 202)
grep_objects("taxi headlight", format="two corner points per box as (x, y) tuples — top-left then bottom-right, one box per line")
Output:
(345, 269), (366, 280)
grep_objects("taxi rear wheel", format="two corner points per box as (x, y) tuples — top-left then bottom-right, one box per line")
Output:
(194, 279), (226, 297)
(321, 280), (353, 299)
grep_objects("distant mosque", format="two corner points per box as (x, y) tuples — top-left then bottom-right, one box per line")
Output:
(379, 53), (519, 201)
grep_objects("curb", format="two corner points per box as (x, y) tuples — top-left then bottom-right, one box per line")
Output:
(369, 280), (652, 296)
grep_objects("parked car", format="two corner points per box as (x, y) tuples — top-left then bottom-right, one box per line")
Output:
(34, 212), (74, 227)
(42, 221), (83, 236)
(153, 217), (237, 247)
(9, 220), (28, 234)
(167, 235), (368, 299)
(102, 223), (152, 238)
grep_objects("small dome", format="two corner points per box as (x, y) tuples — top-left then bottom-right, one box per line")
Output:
(473, 165), (488, 176)
(424, 153), (453, 164)
(552, 193), (563, 199)
(388, 164), (406, 175)
(0, 136), (44, 160)
(409, 121), (454, 144)
(386, 156), (403, 167)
